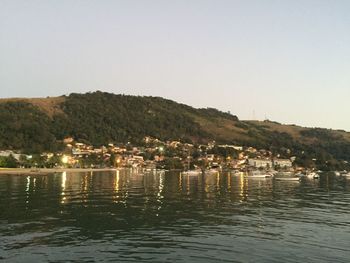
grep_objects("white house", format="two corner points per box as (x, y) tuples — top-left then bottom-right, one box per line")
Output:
(0, 150), (22, 161)
(248, 158), (272, 168)
(273, 159), (293, 168)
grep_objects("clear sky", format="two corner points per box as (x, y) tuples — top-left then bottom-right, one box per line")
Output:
(1, 0), (349, 130)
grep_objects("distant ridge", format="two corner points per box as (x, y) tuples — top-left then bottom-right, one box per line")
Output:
(0, 91), (350, 164)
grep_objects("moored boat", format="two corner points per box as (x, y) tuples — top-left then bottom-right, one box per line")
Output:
(274, 171), (300, 181)
(274, 177), (300, 181)
(246, 171), (273, 179)
(334, 171), (341, 176)
(182, 169), (202, 176)
(306, 172), (319, 179)
(342, 172), (350, 178)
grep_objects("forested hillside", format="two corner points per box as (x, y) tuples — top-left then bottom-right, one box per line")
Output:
(0, 91), (350, 166)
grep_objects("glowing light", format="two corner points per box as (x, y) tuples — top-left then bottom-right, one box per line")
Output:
(61, 172), (66, 190)
(61, 172), (67, 204)
(179, 172), (182, 190)
(26, 176), (30, 192)
(61, 155), (69, 164)
(33, 178), (36, 192)
(157, 173), (164, 199)
(216, 173), (220, 188)
(114, 170), (120, 192)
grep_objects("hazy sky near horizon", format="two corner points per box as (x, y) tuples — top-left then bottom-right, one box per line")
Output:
(1, 0), (349, 130)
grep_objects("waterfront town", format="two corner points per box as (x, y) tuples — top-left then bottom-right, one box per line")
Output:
(0, 135), (303, 172)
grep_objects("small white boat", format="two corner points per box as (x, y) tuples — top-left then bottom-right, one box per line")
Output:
(182, 170), (202, 176)
(342, 172), (350, 178)
(295, 172), (305, 177)
(269, 170), (278, 176)
(274, 177), (300, 181)
(277, 171), (294, 177)
(247, 174), (269, 178)
(306, 172), (319, 179)
(246, 171), (273, 178)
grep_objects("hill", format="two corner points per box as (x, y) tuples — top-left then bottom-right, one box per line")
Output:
(0, 91), (350, 167)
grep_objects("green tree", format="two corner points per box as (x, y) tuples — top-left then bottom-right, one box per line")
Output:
(0, 155), (18, 168)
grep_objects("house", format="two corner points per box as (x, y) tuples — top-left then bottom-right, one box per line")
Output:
(248, 158), (272, 168)
(238, 152), (246, 160)
(218, 145), (243, 151)
(72, 149), (90, 157)
(206, 154), (215, 162)
(0, 150), (22, 161)
(273, 159), (293, 168)
(246, 147), (257, 153)
(169, 141), (181, 148)
(207, 141), (216, 149)
(126, 155), (144, 167)
(232, 145), (243, 151)
(63, 137), (74, 144)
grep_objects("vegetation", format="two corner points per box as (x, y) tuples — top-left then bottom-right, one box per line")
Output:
(0, 91), (350, 171)
(57, 92), (211, 145)
(0, 155), (18, 168)
(0, 102), (62, 153)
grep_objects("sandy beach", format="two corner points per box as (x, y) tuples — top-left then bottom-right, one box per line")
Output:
(0, 168), (118, 175)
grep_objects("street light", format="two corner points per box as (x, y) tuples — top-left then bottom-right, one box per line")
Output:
(62, 155), (69, 164)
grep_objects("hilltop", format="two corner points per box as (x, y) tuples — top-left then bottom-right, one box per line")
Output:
(0, 91), (350, 166)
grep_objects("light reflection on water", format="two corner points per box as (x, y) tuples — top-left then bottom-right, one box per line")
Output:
(0, 170), (350, 262)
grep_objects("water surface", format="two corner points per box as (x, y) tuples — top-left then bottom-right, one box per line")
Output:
(0, 170), (349, 262)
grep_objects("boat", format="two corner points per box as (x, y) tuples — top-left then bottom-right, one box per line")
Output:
(182, 169), (202, 176)
(295, 172), (305, 177)
(246, 171), (273, 179)
(277, 171), (294, 177)
(274, 171), (300, 181)
(274, 177), (300, 181)
(306, 172), (319, 179)
(334, 171), (341, 176)
(342, 172), (350, 178)
(269, 170), (278, 176)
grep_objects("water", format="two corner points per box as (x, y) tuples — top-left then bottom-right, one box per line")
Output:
(0, 170), (349, 262)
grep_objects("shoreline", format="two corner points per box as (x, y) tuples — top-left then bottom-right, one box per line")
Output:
(0, 168), (118, 175)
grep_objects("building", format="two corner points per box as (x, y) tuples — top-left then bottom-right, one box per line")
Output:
(217, 145), (243, 151)
(206, 154), (215, 162)
(246, 147), (257, 153)
(63, 137), (74, 144)
(0, 150), (22, 161)
(248, 158), (272, 168)
(273, 159), (293, 168)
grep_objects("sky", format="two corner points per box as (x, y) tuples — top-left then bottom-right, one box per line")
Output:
(1, 0), (349, 130)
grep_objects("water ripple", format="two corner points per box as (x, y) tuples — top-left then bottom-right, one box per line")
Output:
(0, 171), (349, 262)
